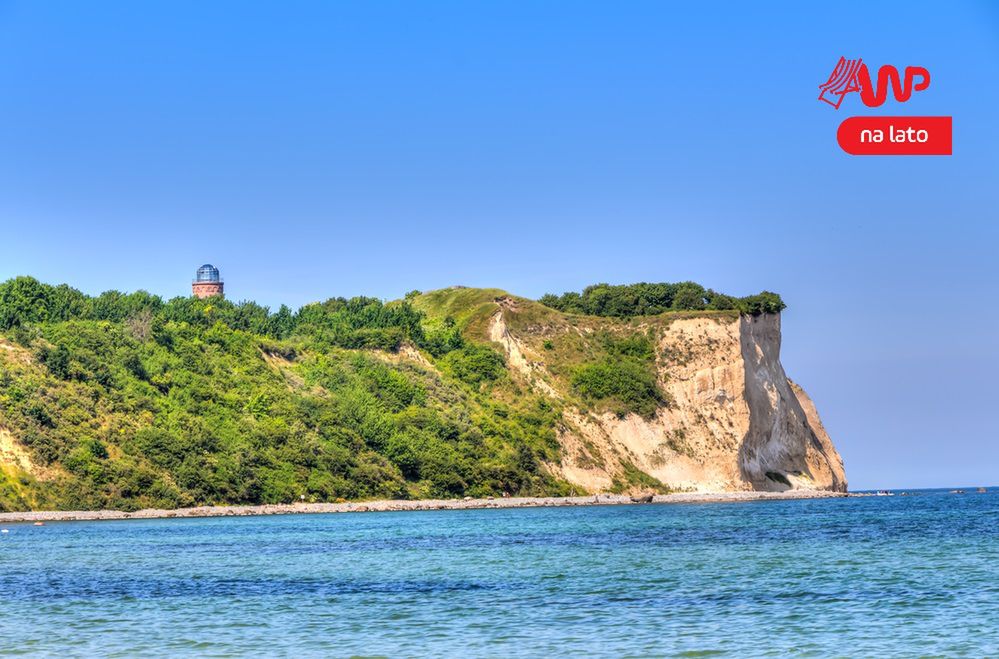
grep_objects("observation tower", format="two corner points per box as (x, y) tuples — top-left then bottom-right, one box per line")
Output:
(192, 264), (224, 298)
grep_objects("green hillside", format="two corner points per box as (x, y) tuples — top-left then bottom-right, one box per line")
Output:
(0, 277), (779, 512)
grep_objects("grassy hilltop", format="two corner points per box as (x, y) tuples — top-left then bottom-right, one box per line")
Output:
(0, 278), (782, 512)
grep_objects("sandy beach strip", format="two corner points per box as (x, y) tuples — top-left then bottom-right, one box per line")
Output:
(0, 490), (848, 524)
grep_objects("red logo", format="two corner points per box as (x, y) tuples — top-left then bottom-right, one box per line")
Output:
(819, 57), (931, 109)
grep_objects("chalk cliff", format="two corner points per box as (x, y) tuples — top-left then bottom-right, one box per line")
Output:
(485, 301), (846, 493)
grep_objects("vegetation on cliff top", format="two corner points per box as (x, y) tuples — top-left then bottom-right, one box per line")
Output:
(539, 282), (785, 317)
(0, 277), (783, 512)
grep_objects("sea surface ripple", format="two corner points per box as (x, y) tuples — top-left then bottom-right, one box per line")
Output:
(2, 489), (997, 657)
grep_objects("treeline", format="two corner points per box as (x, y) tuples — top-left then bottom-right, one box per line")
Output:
(538, 282), (785, 317)
(0, 276), (461, 355)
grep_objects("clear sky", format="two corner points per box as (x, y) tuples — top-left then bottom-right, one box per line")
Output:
(2, 1), (997, 490)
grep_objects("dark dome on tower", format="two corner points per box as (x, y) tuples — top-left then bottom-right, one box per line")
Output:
(195, 264), (221, 283)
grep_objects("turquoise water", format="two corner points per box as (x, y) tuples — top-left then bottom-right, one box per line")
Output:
(2, 490), (998, 657)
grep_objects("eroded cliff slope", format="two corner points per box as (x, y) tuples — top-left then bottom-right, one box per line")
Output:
(472, 295), (846, 493)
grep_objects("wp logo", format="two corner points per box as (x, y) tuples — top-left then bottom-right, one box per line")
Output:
(818, 57), (930, 109)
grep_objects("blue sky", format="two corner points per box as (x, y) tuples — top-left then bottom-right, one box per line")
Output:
(1, 1), (997, 490)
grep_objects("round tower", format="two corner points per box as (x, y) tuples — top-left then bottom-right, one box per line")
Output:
(192, 264), (224, 298)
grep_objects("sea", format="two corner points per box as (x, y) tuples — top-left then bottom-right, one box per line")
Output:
(1, 488), (997, 657)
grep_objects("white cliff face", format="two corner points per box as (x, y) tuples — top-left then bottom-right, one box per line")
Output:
(736, 314), (846, 492)
(491, 310), (847, 494)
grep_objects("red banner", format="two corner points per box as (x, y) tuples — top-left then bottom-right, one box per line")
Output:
(837, 116), (952, 155)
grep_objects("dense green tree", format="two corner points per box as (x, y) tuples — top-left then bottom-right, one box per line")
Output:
(540, 281), (785, 317)
(739, 291), (787, 315)
(90, 290), (163, 322)
(0, 277), (73, 328)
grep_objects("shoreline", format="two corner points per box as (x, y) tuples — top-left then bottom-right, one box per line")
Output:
(0, 490), (848, 524)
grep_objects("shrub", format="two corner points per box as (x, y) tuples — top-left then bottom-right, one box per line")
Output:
(600, 332), (654, 361)
(38, 344), (72, 379)
(571, 359), (664, 418)
(419, 316), (464, 357)
(442, 344), (505, 385)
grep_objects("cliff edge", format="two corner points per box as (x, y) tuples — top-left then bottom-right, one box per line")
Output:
(482, 299), (846, 493)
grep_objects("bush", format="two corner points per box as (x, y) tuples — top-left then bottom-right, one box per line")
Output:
(600, 332), (654, 361)
(419, 317), (464, 357)
(571, 359), (664, 418)
(38, 344), (72, 379)
(442, 344), (505, 385)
